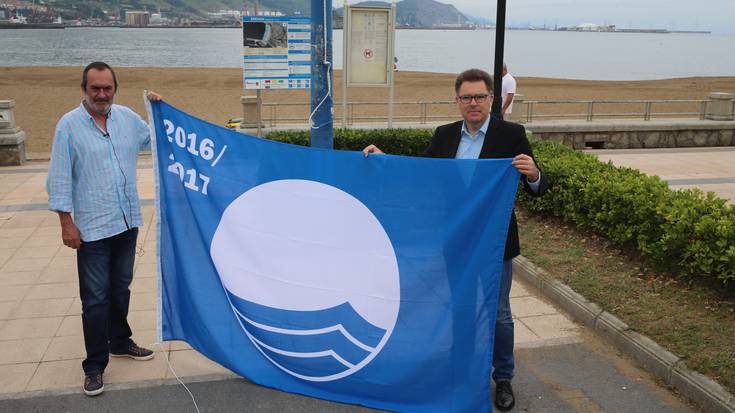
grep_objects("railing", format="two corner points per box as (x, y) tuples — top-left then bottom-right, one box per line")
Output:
(518, 99), (708, 123)
(262, 101), (458, 127)
(259, 98), (718, 127)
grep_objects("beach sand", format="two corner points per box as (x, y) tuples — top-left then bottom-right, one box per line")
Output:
(1, 67), (734, 157)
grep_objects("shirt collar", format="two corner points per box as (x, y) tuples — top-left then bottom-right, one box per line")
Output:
(461, 114), (491, 139)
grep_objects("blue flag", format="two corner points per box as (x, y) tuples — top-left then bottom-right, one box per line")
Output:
(149, 101), (520, 412)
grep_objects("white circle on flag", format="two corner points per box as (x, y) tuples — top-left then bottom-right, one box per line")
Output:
(211, 179), (400, 381)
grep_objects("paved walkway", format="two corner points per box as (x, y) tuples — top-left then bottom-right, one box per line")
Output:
(0, 151), (714, 412)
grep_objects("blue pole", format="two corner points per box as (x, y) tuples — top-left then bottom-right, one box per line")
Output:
(310, 0), (334, 148)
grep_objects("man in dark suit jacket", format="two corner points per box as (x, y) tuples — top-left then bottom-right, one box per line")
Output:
(363, 68), (548, 412)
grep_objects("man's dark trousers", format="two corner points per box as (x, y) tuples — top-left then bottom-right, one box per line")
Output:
(77, 227), (138, 375)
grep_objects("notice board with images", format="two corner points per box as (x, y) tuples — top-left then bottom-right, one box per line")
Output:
(242, 16), (311, 90)
(345, 6), (394, 87)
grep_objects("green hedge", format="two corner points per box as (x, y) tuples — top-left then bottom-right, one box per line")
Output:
(266, 129), (735, 286)
(519, 139), (735, 286)
(266, 128), (432, 155)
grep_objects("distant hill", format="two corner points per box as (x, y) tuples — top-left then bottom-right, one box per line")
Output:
(41, 1), (223, 19)
(465, 14), (495, 26)
(41, 0), (310, 20)
(41, 0), (466, 26)
(338, 0), (470, 28)
(396, 0), (469, 27)
(252, 0), (310, 16)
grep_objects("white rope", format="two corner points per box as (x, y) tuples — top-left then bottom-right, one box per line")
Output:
(151, 342), (202, 413)
(308, 0), (333, 130)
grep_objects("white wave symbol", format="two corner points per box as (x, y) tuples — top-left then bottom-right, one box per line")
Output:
(211, 179), (401, 382)
(225, 293), (388, 381)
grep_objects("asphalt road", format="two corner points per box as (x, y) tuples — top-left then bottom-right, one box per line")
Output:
(0, 336), (698, 413)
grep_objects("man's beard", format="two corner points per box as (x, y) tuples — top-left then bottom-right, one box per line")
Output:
(83, 97), (112, 116)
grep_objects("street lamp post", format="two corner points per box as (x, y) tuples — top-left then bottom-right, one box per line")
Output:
(491, 0), (507, 116)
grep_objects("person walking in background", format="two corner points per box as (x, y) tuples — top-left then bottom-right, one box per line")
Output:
(502, 62), (517, 120)
(363, 68), (549, 411)
(46, 61), (161, 397)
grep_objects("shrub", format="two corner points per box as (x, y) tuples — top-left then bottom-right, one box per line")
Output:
(520, 139), (735, 286)
(266, 128), (432, 155)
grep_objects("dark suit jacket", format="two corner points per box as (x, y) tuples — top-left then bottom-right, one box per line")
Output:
(424, 115), (549, 260)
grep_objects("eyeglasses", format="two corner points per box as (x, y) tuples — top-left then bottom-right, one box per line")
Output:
(457, 94), (490, 104)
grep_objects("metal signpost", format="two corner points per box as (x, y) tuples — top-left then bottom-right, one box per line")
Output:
(310, 0), (334, 149)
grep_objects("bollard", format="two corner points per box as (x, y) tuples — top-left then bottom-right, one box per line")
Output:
(705, 92), (734, 121)
(0, 100), (27, 166)
(513, 94), (525, 123)
(0, 100), (16, 129)
(240, 95), (263, 129)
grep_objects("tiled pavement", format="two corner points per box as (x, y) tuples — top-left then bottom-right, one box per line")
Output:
(0, 159), (238, 396)
(0, 156), (582, 397)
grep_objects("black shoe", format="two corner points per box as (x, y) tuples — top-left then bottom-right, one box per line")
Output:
(495, 380), (515, 411)
(83, 373), (104, 396)
(110, 342), (154, 361)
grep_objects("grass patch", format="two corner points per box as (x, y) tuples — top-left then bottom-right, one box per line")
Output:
(517, 208), (735, 394)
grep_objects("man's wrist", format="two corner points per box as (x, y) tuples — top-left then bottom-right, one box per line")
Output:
(57, 211), (73, 225)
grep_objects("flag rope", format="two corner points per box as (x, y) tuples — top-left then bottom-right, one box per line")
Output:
(150, 342), (202, 413)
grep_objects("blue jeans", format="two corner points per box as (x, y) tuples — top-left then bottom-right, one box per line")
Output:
(76, 228), (138, 375)
(492, 259), (514, 383)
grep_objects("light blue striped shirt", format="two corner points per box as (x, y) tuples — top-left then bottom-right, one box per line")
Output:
(47, 102), (150, 242)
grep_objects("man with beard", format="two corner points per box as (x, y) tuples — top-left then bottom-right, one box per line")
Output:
(47, 62), (161, 396)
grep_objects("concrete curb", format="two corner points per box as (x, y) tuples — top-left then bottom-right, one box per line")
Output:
(513, 255), (735, 413)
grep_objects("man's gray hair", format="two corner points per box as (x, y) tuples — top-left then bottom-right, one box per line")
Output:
(81, 61), (118, 91)
(503, 62), (508, 70)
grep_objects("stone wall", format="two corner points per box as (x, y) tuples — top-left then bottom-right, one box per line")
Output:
(525, 120), (735, 149)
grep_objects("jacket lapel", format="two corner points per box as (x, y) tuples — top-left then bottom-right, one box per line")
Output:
(448, 121), (463, 158)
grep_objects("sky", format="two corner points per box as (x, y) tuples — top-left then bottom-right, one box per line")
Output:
(451, 0), (735, 33)
(348, 0), (735, 34)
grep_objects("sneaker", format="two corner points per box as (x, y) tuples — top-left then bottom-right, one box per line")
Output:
(83, 373), (104, 396)
(110, 342), (154, 361)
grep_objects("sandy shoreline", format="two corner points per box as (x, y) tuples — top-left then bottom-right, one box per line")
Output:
(1, 67), (734, 155)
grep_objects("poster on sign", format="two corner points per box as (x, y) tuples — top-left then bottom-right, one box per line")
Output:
(344, 6), (395, 86)
(242, 16), (311, 90)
